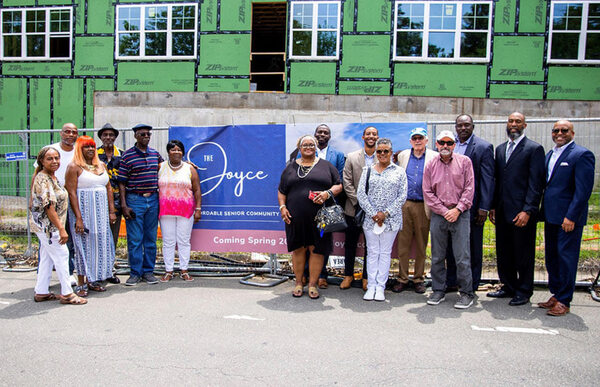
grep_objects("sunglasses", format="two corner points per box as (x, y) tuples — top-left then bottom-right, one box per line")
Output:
(137, 132), (152, 137)
(552, 128), (569, 134)
(376, 149), (391, 155)
(411, 135), (424, 141)
(437, 140), (455, 146)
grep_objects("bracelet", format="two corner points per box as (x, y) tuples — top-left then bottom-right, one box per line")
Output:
(194, 208), (201, 211)
(326, 190), (333, 199)
(279, 204), (286, 210)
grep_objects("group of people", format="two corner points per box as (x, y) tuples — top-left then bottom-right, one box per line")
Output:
(30, 114), (595, 316)
(278, 114), (595, 316)
(31, 123), (202, 305)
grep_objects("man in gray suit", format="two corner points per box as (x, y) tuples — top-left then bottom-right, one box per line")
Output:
(340, 126), (379, 290)
(393, 127), (438, 294)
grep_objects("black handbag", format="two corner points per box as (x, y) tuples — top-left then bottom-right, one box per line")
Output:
(315, 197), (348, 236)
(353, 166), (371, 226)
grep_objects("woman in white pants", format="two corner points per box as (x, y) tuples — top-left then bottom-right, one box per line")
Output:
(357, 138), (407, 301)
(30, 147), (87, 305)
(158, 140), (202, 282)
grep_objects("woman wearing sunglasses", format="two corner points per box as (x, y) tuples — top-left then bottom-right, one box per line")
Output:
(357, 138), (407, 301)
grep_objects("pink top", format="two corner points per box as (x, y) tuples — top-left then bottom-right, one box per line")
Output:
(158, 162), (195, 218)
(423, 153), (474, 216)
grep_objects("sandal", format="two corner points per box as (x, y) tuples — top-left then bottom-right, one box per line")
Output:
(88, 281), (106, 292)
(180, 271), (194, 282)
(292, 285), (304, 298)
(160, 272), (174, 282)
(75, 285), (88, 298)
(34, 293), (57, 302)
(308, 286), (320, 299)
(60, 293), (88, 305)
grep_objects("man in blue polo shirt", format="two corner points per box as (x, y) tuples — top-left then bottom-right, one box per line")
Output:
(118, 124), (164, 286)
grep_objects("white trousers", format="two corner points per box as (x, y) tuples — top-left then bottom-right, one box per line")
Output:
(364, 228), (399, 290)
(160, 215), (194, 271)
(35, 231), (74, 296)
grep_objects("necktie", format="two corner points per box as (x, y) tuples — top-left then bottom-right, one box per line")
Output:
(506, 141), (515, 160)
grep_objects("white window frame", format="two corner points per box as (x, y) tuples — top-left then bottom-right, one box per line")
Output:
(0, 7), (72, 61)
(115, 3), (197, 60)
(289, 1), (341, 60)
(393, 1), (492, 63)
(548, 0), (600, 64)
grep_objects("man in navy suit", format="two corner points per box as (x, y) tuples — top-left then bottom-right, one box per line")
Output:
(538, 120), (595, 316)
(488, 112), (545, 306)
(446, 114), (495, 294)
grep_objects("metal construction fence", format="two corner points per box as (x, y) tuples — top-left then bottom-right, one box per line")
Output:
(1, 118), (599, 285)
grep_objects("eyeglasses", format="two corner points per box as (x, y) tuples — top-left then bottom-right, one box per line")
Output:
(437, 140), (455, 146)
(411, 136), (424, 141)
(301, 144), (315, 149)
(137, 132), (152, 137)
(552, 128), (570, 134)
(376, 149), (391, 155)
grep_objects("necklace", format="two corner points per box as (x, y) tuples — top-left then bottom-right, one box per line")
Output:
(84, 163), (97, 172)
(297, 158), (317, 179)
(168, 160), (183, 171)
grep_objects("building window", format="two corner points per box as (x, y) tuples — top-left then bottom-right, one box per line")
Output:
(393, 1), (492, 62)
(116, 3), (197, 60)
(289, 1), (340, 59)
(1, 7), (72, 60)
(548, 1), (600, 63)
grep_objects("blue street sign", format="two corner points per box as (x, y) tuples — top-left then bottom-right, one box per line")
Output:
(6, 152), (27, 161)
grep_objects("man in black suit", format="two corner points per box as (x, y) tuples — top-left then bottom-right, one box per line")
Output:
(446, 114), (495, 294)
(538, 120), (595, 316)
(488, 112), (545, 306)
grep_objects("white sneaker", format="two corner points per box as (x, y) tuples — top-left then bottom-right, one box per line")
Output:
(374, 287), (385, 302)
(363, 287), (375, 301)
(69, 275), (77, 286)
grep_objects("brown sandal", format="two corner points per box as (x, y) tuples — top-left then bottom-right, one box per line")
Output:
(75, 286), (88, 298)
(88, 282), (106, 292)
(180, 271), (194, 282)
(308, 286), (320, 299)
(160, 272), (174, 282)
(60, 293), (88, 305)
(34, 293), (57, 302)
(292, 285), (304, 298)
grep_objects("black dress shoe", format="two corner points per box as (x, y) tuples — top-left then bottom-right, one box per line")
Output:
(106, 275), (120, 284)
(509, 295), (530, 306)
(487, 289), (512, 298)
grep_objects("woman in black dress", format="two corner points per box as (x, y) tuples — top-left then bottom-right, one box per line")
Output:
(278, 135), (343, 299)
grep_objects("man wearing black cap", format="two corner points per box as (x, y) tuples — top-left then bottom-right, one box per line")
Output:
(97, 123), (123, 284)
(117, 124), (164, 286)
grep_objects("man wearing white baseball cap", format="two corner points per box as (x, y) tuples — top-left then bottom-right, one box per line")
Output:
(422, 130), (475, 309)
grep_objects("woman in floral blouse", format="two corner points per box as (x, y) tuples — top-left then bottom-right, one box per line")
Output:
(30, 146), (87, 305)
(357, 138), (407, 302)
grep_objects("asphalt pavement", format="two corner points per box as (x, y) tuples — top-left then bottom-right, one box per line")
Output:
(0, 270), (598, 386)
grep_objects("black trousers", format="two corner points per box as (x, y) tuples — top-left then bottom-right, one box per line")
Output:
(343, 215), (367, 279)
(446, 219), (484, 293)
(495, 213), (537, 298)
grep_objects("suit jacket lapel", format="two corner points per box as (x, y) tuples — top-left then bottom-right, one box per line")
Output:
(464, 136), (475, 158)
(498, 141), (507, 167)
(547, 142), (574, 184)
(506, 137), (525, 167)
(358, 149), (366, 168)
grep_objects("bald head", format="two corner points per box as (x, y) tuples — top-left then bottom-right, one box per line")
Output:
(60, 122), (78, 149)
(552, 119), (574, 148)
(506, 112), (526, 140)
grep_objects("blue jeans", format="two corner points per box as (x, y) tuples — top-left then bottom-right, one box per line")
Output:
(125, 192), (159, 277)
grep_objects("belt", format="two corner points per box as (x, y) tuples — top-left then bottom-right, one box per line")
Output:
(130, 191), (156, 197)
(407, 199), (424, 203)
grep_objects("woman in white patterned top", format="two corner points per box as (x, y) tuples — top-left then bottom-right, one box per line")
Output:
(31, 147), (87, 305)
(357, 138), (407, 302)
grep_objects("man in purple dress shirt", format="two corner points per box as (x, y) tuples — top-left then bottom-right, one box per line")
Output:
(423, 130), (475, 309)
